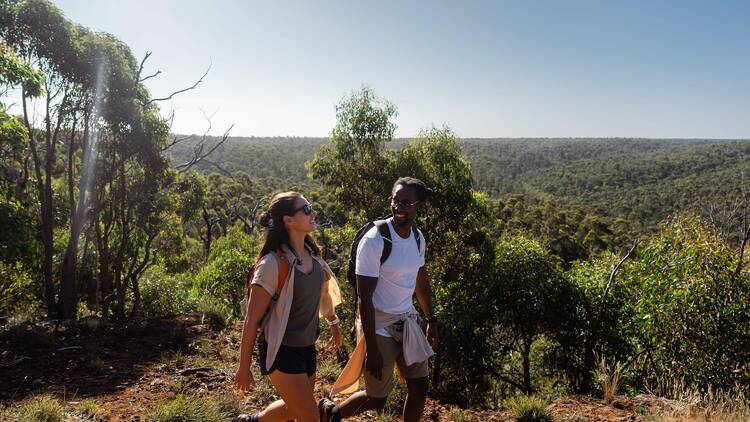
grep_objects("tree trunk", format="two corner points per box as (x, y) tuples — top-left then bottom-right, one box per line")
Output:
(60, 106), (88, 319)
(94, 192), (113, 320)
(23, 91), (56, 317)
(202, 205), (212, 258)
(112, 160), (130, 319)
(522, 337), (533, 395)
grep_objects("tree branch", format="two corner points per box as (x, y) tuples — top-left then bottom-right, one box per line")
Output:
(147, 60), (211, 104)
(602, 240), (637, 299)
(488, 370), (525, 392)
(175, 122), (234, 173)
(136, 51), (151, 82)
(139, 70), (161, 83)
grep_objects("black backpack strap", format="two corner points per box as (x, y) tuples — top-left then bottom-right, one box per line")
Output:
(374, 220), (392, 264)
(412, 226), (421, 253)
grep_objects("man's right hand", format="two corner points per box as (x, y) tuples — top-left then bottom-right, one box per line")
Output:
(365, 346), (384, 380)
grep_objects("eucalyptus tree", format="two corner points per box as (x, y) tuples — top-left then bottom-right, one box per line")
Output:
(1, 0), (83, 316)
(1, 0), (179, 318)
(307, 86), (398, 220)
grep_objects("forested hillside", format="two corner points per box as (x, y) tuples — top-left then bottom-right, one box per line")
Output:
(168, 135), (750, 234)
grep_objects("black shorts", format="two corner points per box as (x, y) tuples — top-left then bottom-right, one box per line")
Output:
(258, 341), (317, 377)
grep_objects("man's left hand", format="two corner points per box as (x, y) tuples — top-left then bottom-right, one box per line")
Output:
(426, 321), (439, 349)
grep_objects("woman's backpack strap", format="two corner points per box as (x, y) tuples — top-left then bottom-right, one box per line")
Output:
(272, 249), (290, 301)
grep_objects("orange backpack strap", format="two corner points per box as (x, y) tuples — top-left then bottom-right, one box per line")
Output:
(271, 249), (290, 301)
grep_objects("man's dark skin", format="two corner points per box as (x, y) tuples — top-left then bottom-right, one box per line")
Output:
(336, 184), (439, 422)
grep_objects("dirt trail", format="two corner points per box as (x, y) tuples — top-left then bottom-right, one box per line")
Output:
(0, 316), (652, 421)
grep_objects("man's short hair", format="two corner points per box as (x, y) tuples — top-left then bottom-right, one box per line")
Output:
(392, 177), (433, 202)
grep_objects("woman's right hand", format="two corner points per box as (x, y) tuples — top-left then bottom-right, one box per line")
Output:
(234, 368), (256, 392)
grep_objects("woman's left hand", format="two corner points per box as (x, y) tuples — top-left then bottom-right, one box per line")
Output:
(330, 323), (342, 347)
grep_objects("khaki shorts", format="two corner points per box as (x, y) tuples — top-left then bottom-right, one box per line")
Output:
(364, 323), (429, 398)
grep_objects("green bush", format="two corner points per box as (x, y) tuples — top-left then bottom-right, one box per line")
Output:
(196, 296), (231, 331)
(146, 394), (228, 422)
(505, 395), (553, 422)
(140, 265), (194, 318)
(0, 261), (36, 320)
(155, 213), (205, 274)
(554, 253), (635, 394)
(627, 214), (750, 389)
(193, 226), (257, 316)
(18, 395), (65, 422)
(0, 198), (37, 264)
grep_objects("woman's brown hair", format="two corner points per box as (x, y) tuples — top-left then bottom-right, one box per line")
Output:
(256, 191), (321, 262)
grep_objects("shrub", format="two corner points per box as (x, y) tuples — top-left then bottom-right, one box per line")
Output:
(146, 394), (228, 422)
(196, 296), (231, 331)
(559, 252), (635, 394)
(193, 226), (257, 316)
(627, 214), (750, 389)
(18, 395), (65, 422)
(505, 394), (553, 422)
(2, 324), (54, 350)
(76, 399), (106, 421)
(139, 265), (194, 318)
(0, 261), (37, 322)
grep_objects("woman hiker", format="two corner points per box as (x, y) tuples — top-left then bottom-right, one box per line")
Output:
(234, 191), (343, 422)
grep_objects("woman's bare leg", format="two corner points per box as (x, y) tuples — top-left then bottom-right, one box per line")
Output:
(260, 371), (317, 422)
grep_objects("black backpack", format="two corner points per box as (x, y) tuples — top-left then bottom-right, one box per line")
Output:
(346, 217), (421, 317)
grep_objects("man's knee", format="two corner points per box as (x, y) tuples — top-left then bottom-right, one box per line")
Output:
(405, 376), (429, 397)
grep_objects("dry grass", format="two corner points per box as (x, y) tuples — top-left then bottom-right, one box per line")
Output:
(594, 355), (623, 404)
(504, 394), (553, 422)
(17, 394), (65, 422)
(644, 378), (750, 422)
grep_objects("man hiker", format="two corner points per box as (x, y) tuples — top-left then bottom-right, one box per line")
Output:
(321, 177), (439, 422)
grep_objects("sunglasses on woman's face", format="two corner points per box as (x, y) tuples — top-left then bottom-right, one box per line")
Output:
(292, 203), (314, 216)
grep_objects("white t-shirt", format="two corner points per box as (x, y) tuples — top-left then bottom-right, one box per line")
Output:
(355, 218), (426, 337)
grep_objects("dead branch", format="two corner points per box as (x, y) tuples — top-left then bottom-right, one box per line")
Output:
(250, 196), (267, 230)
(175, 122), (234, 173)
(136, 51), (151, 81)
(201, 158), (232, 176)
(147, 60), (211, 104)
(163, 134), (193, 152)
(602, 240), (638, 299)
(140, 70), (161, 83)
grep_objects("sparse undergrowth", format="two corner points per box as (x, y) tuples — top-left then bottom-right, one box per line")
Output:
(17, 395), (65, 422)
(3, 316), (750, 422)
(506, 394), (553, 422)
(146, 394), (230, 422)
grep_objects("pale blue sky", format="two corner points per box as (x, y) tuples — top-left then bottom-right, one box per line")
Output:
(51, 0), (749, 138)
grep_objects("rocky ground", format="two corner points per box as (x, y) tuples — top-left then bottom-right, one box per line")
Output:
(0, 315), (693, 421)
